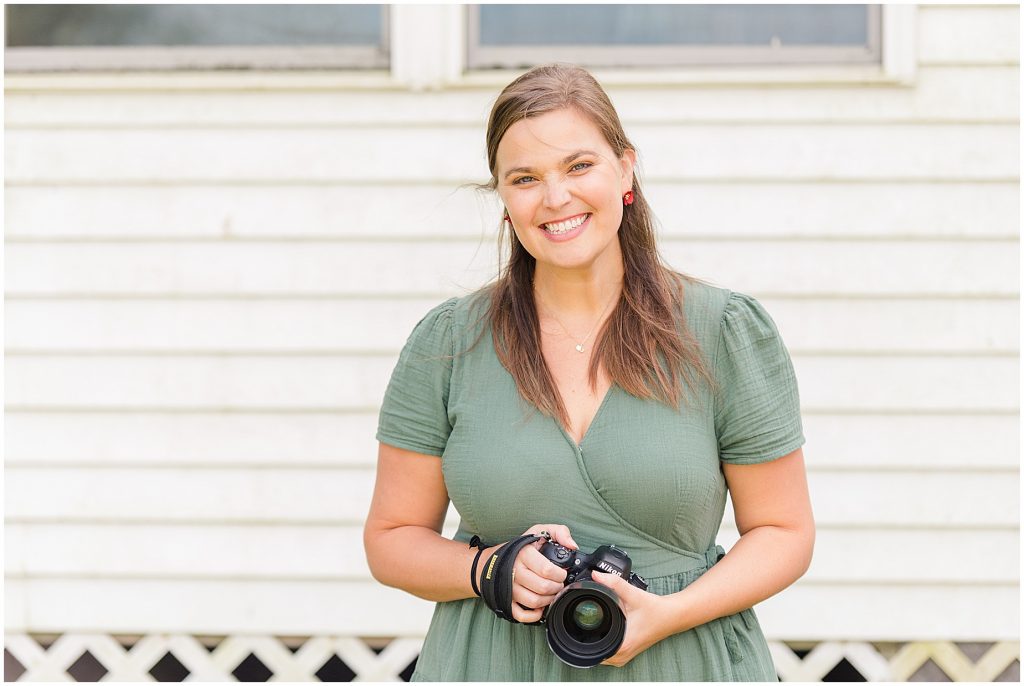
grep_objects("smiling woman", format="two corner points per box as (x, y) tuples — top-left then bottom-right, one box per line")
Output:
(496, 109), (634, 281)
(364, 63), (813, 682)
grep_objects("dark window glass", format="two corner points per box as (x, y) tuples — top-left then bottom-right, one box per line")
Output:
(6, 4), (384, 47)
(478, 4), (870, 47)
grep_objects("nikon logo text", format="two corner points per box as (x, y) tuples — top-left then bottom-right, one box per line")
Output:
(596, 561), (618, 574)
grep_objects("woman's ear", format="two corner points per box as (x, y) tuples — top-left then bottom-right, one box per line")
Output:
(620, 148), (637, 192)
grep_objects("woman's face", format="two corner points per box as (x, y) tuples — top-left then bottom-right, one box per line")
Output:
(495, 108), (635, 275)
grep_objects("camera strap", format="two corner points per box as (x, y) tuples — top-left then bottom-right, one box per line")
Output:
(478, 533), (544, 624)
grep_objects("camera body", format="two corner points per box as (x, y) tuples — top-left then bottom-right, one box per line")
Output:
(539, 542), (648, 591)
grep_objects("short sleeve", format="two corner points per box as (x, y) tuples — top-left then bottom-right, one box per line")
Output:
(375, 297), (458, 457)
(713, 292), (805, 465)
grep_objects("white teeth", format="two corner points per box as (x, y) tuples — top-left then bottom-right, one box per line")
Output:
(542, 214), (588, 234)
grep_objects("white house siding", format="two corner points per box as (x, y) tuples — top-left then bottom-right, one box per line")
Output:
(4, 1), (1018, 667)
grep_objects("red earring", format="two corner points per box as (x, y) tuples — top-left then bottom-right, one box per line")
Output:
(623, 190), (635, 206)
(503, 213), (510, 223)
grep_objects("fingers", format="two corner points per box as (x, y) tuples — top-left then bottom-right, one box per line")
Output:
(509, 563), (561, 624)
(501, 524), (581, 624)
(512, 601), (544, 624)
(519, 545), (568, 584)
(509, 534), (572, 623)
(549, 524), (579, 550)
(513, 561), (564, 598)
(524, 523), (579, 551)
(511, 580), (551, 614)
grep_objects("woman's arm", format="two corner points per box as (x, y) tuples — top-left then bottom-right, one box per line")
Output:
(364, 441), (498, 602)
(662, 446), (815, 632)
(363, 442), (576, 609)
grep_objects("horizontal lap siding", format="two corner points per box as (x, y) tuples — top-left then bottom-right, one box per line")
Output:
(2, 413), (1017, 471)
(4, 3), (1019, 641)
(5, 67), (1019, 127)
(6, 524), (1018, 584)
(4, 241), (1019, 295)
(4, 353), (1020, 412)
(6, 298), (1019, 352)
(7, 577), (1014, 640)
(7, 125), (1019, 181)
(6, 182), (1021, 239)
(4, 468), (1019, 532)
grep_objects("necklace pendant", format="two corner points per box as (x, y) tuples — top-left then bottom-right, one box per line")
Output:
(575, 344), (585, 353)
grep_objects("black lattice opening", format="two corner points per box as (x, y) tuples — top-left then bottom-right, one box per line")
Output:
(995, 659), (1020, 682)
(67, 650), (108, 682)
(315, 654), (356, 682)
(278, 636), (306, 654)
(5, 648), (27, 682)
(908, 657), (951, 682)
(822, 656), (866, 682)
(959, 642), (995, 661)
(232, 653), (274, 682)
(196, 635), (223, 653)
(399, 656), (418, 682)
(149, 651), (190, 682)
(111, 635), (141, 651)
(364, 637), (393, 656)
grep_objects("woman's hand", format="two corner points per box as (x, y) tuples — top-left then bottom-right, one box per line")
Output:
(590, 570), (674, 668)
(505, 524), (579, 624)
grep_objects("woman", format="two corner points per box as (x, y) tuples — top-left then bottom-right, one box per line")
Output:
(364, 63), (814, 681)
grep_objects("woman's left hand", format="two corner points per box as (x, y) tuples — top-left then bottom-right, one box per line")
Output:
(590, 570), (674, 668)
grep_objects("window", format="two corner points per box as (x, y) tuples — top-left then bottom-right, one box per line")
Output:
(5, 4), (389, 71)
(468, 4), (881, 69)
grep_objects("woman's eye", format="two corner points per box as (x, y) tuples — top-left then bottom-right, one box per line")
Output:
(512, 163), (589, 185)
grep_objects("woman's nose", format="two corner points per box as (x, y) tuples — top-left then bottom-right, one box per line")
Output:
(542, 176), (572, 208)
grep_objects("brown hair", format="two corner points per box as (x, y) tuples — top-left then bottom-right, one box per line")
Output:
(466, 62), (720, 429)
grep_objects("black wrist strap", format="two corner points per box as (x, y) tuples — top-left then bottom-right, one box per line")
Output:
(468, 535), (489, 598)
(478, 534), (544, 624)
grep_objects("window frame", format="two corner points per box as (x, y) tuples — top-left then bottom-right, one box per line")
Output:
(3, 5), (391, 72)
(466, 4), (883, 70)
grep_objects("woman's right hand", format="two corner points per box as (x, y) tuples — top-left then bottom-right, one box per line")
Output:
(483, 524), (579, 624)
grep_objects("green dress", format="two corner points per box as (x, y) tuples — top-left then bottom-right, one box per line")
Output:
(376, 278), (805, 682)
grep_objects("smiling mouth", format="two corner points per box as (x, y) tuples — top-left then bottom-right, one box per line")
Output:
(541, 213), (590, 234)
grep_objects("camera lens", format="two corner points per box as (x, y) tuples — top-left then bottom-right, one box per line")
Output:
(545, 581), (627, 668)
(572, 599), (604, 631)
(564, 596), (612, 645)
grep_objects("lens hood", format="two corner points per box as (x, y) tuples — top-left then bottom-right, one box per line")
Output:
(545, 580), (626, 668)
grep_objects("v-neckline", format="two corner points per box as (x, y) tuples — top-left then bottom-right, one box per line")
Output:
(484, 317), (617, 454)
(557, 382), (616, 453)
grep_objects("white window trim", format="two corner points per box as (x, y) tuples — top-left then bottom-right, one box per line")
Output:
(3, 4), (916, 92)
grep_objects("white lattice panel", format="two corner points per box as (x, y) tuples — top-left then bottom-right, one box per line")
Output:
(5, 634), (1019, 682)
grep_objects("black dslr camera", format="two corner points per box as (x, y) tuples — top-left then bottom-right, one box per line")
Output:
(537, 541), (648, 668)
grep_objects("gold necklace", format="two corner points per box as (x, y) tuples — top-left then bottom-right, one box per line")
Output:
(534, 282), (620, 353)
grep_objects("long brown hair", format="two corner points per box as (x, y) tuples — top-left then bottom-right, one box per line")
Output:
(465, 62), (720, 429)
